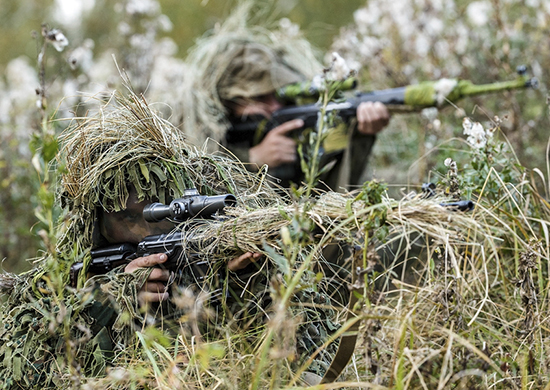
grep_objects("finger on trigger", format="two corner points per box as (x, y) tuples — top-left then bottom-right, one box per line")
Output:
(140, 253), (167, 267)
(125, 253), (167, 273)
(275, 119), (304, 135)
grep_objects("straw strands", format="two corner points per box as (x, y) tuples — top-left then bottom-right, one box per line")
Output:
(182, 189), (480, 268)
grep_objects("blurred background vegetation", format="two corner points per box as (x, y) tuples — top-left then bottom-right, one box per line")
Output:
(0, 0), (548, 275)
(0, 0), (364, 68)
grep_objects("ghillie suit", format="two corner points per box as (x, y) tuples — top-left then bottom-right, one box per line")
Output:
(0, 88), (344, 388)
(178, 1), (321, 151)
(179, 1), (378, 190)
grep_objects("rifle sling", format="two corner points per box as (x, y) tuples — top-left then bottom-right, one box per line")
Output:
(319, 247), (362, 384)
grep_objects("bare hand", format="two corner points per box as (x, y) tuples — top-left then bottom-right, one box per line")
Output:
(227, 252), (262, 272)
(125, 253), (171, 303)
(356, 101), (390, 135)
(248, 119), (304, 168)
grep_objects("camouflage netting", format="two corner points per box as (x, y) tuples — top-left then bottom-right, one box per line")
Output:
(177, 0), (323, 150)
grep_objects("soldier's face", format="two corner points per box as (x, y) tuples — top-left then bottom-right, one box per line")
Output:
(231, 93), (283, 119)
(99, 190), (174, 244)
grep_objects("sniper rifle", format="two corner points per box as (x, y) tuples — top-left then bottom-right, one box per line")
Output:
(69, 189), (236, 287)
(227, 66), (537, 146)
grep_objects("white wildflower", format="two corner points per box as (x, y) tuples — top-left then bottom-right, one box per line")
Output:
(414, 33), (431, 57)
(354, 7), (379, 35)
(466, 1), (492, 27)
(425, 17), (445, 36)
(157, 14), (173, 32)
(436, 0), (457, 13)
(2, 57), (39, 141)
(278, 18), (300, 38)
(62, 78), (80, 107)
(117, 21), (131, 36)
(310, 74), (324, 91)
(485, 120), (497, 138)
(434, 78), (458, 106)
(358, 36), (382, 59)
(146, 42), (187, 115)
(426, 134), (438, 149)
(453, 23), (470, 55)
(53, 0), (95, 27)
(444, 157), (455, 168)
(5, 57), (38, 105)
(434, 40), (450, 59)
(45, 28), (69, 52)
(353, 8), (371, 27)
(87, 50), (119, 93)
(326, 52), (351, 81)
(470, 122), (485, 138)
(126, 0), (159, 16)
(462, 117), (473, 133)
(421, 107), (439, 122)
(469, 136), (486, 149)
(403, 64), (415, 77)
(129, 34), (149, 50)
(463, 117), (488, 149)
(391, 1), (415, 39)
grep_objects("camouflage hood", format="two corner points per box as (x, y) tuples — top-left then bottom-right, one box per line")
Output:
(178, 0), (323, 148)
(56, 86), (280, 264)
(216, 42), (303, 100)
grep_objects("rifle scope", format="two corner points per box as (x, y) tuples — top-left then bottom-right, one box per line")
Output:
(143, 188), (237, 222)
